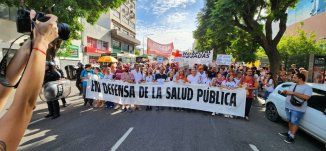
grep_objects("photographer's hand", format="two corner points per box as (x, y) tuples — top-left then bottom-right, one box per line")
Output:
(0, 11), (58, 151)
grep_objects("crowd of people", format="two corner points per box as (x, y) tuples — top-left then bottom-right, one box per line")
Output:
(75, 61), (299, 120)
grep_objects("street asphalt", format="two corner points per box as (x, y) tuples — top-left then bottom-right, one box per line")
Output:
(1, 81), (324, 151)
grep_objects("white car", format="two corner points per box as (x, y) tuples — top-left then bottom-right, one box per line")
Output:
(265, 82), (326, 145)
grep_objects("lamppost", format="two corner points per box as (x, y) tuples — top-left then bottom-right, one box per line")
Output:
(142, 33), (153, 55)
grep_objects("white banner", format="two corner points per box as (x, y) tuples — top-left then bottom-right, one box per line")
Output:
(216, 54), (232, 65)
(181, 50), (213, 67)
(86, 78), (246, 117)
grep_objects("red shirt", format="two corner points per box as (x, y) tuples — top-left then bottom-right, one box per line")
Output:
(241, 76), (255, 98)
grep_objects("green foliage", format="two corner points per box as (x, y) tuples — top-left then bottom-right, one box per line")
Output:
(194, 0), (299, 68)
(1, 0), (126, 41)
(56, 41), (73, 58)
(134, 49), (140, 56)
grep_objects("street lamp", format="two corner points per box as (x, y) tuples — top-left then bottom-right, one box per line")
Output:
(143, 33), (153, 55)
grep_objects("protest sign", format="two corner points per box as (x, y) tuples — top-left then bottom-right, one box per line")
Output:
(181, 50), (213, 67)
(86, 79), (246, 117)
(157, 57), (164, 64)
(216, 55), (232, 65)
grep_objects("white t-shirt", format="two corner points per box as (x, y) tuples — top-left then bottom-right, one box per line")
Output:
(196, 71), (207, 84)
(132, 70), (143, 83)
(104, 74), (114, 80)
(265, 79), (274, 92)
(221, 80), (238, 88)
(144, 75), (154, 82)
(187, 74), (200, 84)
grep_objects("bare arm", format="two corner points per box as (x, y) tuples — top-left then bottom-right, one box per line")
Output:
(0, 39), (31, 111)
(0, 13), (58, 151)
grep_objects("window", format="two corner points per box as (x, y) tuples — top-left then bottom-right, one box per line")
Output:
(130, 34), (135, 38)
(87, 37), (108, 50)
(113, 10), (120, 18)
(87, 37), (97, 48)
(130, 2), (135, 9)
(122, 16), (128, 24)
(121, 43), (129, 52)
(129, 21), (135, 29)
(112, 39), (121, 49)
(308, 88), (326, 112)
(279, 84), (292, 97)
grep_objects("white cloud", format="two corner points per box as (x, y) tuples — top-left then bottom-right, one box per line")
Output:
(167, 12), (189, 24)
(152, 0), (196, 15)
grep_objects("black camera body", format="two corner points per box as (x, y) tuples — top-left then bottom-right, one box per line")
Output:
(16, 9), (70, 40)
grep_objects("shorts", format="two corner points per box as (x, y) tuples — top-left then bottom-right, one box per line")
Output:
(285, 108), (304, 125)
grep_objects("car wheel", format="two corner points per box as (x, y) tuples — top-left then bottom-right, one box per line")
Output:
(265, 103), (280, 122)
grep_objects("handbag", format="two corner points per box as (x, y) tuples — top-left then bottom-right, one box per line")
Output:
(290, 84), (304, 107)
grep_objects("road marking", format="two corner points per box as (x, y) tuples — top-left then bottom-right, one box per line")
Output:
(249, 144), (259, 151)
(111, 110), (123, 115)
(29, 118), (45, 125)
(111, 127), (134, 151)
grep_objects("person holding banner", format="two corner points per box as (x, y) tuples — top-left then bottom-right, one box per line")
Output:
(187, 69), (200, 84)
(240, 69), (258, 120)
(220, 74), (239, 118)
(80, 64), (95, 107)
(103, 68), (115, 109)
(176, 69), (187, 83)
(131, 65), (142, 111)
(120, 67), (134, 112)
(197, 66), (207, 84)
(93, 67), (104, 108)
(154, 67), (167, 111)
(211, 73), (225, 87)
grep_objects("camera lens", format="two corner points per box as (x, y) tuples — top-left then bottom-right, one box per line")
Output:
(57, 23), (70, 40)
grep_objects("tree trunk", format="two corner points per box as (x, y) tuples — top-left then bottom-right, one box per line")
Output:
(265, 46), (281, 86)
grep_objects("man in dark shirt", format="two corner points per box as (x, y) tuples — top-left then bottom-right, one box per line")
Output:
(76, 63), (84, 95)
(155, 67), (168, 82)
(154, 67), (167, 111)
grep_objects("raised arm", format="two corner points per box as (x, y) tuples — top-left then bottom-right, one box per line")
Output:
(0, 39), (31, 111)
(0, 13), (59, 151)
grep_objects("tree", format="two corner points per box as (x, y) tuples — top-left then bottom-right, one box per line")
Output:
(134, 49), (140, 56)
(1, 0), (126, 60)
(278, 23), (326, 57)
(194, 0), (299, 82)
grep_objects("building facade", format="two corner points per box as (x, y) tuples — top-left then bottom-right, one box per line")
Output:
(75, 0), (140, 66)
(284, 0), (326, 39)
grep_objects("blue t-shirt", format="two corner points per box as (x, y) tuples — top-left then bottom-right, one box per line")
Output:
(80, 69), (95, 86)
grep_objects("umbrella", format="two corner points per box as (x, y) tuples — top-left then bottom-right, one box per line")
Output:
(97, 56), (118, 63)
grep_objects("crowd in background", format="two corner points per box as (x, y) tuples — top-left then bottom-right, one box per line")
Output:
(75, 60), (310, 120)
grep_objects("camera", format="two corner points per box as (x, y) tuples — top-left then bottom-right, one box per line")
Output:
(16, 9), (70, 40)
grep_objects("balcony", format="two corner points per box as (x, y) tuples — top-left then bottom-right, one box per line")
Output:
(110, 29), (140, 45)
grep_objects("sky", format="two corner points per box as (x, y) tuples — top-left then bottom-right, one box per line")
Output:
(136, 0), (204, 51)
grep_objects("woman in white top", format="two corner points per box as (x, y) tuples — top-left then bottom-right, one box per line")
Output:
(219, 74), (238, 118)
(144, 71), (154, 82)
(221, 74), (238, 89)
(104, 68), (115, 108)
(144, 70), (154, 111)
(263, 72), (274, 104)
